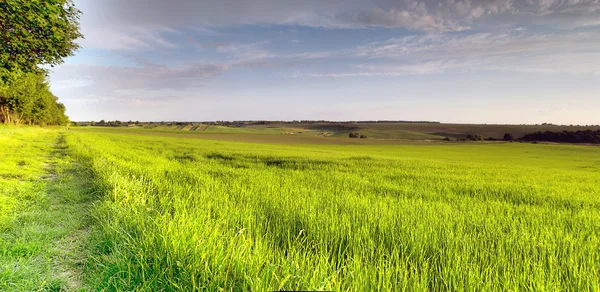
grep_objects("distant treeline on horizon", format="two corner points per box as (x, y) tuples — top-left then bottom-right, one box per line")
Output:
(521, 130), (600, 144)
(71, 120), (600, 127)
(72, 120), (442, 126)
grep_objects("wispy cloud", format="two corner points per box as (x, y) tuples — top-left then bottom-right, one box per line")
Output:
(334, 6), (470, 32)
(78, 0), (600, 39)
(79, 25), (179, 51)
(50, 57), (230, 103)
(285, 30), (600, 77)
(282, 60), (464, 78)
(54, 0), (600, 123)
(354, 31), (600, 59)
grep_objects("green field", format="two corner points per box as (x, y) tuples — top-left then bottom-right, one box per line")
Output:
(112, 122), (600, 140)
(2, 126), (600, 290)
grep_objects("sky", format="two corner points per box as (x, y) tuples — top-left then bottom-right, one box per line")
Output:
(48, 0), (600, 124)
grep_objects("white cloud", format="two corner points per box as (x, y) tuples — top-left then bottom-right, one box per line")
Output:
(49, 59), (230, 104)
(55, 0), (600, 123)
(287, 30), (600, 76)
(79, 25), (179, 51)
(140, 1), (600, 28)
(75, 0), (600, 53)
(284, 60), (461, 78)
(354, 30), (600, 59)
(334, 6), (470, 32)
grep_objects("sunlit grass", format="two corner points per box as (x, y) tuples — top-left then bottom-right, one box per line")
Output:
(67, 130), (600, 291)
(0, 127), (95, 291)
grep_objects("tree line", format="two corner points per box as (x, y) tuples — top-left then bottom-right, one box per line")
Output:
(0, 0), (82, 125)
(520, 130), (600, 144)
(448, 131), (600, 144)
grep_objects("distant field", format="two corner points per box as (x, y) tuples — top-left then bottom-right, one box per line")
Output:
(71, 127), (447, 145)
(84, 123), (600, 141)
(3, 126), (600, 290)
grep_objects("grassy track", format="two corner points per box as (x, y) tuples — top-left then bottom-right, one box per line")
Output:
(66, 129), (600, 291)
(0, 127), (95, 291)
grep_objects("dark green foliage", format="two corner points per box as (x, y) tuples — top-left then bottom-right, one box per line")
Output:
(0, 69), (69, 125)
(521, 130), (600, 144)
(504, 133), (514, 141)
(465, 134), (484, 141)
(0, 0), (82, 73)
(359, 134), (367, 139)
(0, 0), (81, 125)
(349, 132), (359, 138)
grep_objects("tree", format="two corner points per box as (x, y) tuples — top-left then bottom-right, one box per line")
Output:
(349, 132), (359, 138)
(465, 134), (484, 141)
(0, 0), (83, 73)
(521, 130), (600, 144)
(0, 69), (68, 125)
(0, 0), (81, 125)
(503, 133), (514, 141)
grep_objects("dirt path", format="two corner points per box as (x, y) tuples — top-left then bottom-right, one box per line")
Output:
(44, 132), (95, 290)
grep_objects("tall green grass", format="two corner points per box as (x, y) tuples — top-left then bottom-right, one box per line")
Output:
(67, 131), (600, 291)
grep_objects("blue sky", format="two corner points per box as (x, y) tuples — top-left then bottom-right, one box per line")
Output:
(49, 0), (600, 124)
